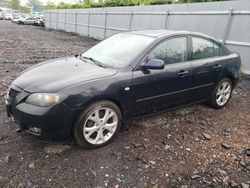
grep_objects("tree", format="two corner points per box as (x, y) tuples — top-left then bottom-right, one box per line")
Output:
(179, 0), (225, 2)
(44, 1), (57, 9)
(27, 0), (42, 7)
(8, 0), (20, 10)
(19, 6), (31, 13)
(44, 0), (228, 10)
(57, 2), (72, 9)
(78, 0), (91, 4)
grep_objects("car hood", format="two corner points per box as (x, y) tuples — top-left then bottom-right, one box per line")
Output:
(13, 57), (118, 93)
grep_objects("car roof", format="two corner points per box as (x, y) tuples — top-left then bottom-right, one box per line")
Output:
(129, 30), (175, 37)
(127, 30), (221, 44)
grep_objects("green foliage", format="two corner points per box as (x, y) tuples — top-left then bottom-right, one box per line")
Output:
(57, 2), (72, 9)
(44, 0), (226, 10)
(27, 0), (42, 7)
(19, 6), (31, 13)
(90, 3), (103, 8)
(8, 0), (20, 10)
(179, 0), (225, 2)
(45, 1), (57, 9)
(148, 0), (172, 5)
(8, 0), (31, 13)
(103, 0), (136, 7)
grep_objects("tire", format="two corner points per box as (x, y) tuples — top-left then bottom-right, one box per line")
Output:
(208, 78), (233, 109)
(73, 100), (122, 149)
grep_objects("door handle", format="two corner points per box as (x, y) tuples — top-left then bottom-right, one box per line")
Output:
(177, 70), (189, 76)
(213, 64), (222, 69)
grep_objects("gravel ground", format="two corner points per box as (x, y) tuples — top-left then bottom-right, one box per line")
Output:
(0, 21), (249, 188)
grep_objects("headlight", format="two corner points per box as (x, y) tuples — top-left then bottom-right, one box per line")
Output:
(25, 93), (67, 107)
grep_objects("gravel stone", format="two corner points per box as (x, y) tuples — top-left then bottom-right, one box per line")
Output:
(245, 149), (250, 156)
(241, 183), (249, 188)
(218, 168), (228, 176)
(230, 180), (238, 187)
(3, 155), (10, 163)
(44, 145), (71, 154)
(203, 133), (211, 140)
(0, 176), (7, 183)
(194, 137), (200, 142)
(240, 161), (246, 167)
(221, 143), (232, 149)
(28, 163), (35, 169)
(191, 174), (200, 180)
(131, 142), (141, 148)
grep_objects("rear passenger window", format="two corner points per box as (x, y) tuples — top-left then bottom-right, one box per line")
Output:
(192, 37), (220, 60)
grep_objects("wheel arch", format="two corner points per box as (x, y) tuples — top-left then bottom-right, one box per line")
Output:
(225, 75), (236, 88)
(101, 97), (125, 119)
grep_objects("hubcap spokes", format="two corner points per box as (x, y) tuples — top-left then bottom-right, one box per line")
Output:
(216, 82), (231, 106)
(83, 107), (118, 145)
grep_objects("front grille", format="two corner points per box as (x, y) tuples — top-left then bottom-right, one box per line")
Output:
(8, 88), (20, 98)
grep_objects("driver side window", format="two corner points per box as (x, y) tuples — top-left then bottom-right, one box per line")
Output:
(148, 37), (188, 65)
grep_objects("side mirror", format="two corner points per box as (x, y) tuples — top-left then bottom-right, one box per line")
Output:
(141, 59), (165, 70)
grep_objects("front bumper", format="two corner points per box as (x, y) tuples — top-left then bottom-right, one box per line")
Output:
(5, 86), (78, 142)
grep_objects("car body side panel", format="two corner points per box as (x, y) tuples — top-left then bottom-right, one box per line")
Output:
(189, 56), (224, 101)
(59, 71), (133, 122)
(130, 70), (153, 116)
(220, 53), (241, 87)
(132, 61), (193, 116)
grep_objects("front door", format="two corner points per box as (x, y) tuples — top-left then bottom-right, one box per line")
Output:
(131, 36), (193, 116)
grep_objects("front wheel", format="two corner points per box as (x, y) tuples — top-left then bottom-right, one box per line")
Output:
(74, 100), (122, 149)
(208, 78), (233, 109)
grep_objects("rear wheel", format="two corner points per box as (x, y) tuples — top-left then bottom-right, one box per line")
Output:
(74, 100), (122, 149)
(208, 78), (233, 109)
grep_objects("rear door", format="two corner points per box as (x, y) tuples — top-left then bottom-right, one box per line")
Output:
(189, 36), (223, 102)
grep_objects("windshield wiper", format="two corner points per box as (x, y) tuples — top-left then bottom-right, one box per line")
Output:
(81, 55), (106, 68)
(75, 54), (88, 63)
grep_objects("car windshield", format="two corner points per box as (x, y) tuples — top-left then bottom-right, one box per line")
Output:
(82, 33), (155, 68)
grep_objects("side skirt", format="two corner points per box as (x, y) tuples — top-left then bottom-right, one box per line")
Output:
(132, 99), (208, 121)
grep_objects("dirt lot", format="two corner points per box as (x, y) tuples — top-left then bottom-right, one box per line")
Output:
(0, 21), (249, 188)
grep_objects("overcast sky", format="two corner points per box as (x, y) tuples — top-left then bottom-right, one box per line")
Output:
(20, 0), (77, 6)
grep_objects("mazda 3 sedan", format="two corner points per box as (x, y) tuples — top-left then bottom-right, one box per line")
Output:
(5, 30), (241, 148)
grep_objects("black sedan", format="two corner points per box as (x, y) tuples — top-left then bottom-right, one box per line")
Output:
(5, 30), (241, 149)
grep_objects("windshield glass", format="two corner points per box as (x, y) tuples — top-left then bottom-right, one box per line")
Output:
(82, 33), (155, 68)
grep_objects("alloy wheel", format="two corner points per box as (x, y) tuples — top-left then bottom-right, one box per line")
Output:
(216, 81), (232, 106)
(83, 107), (118, 145)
